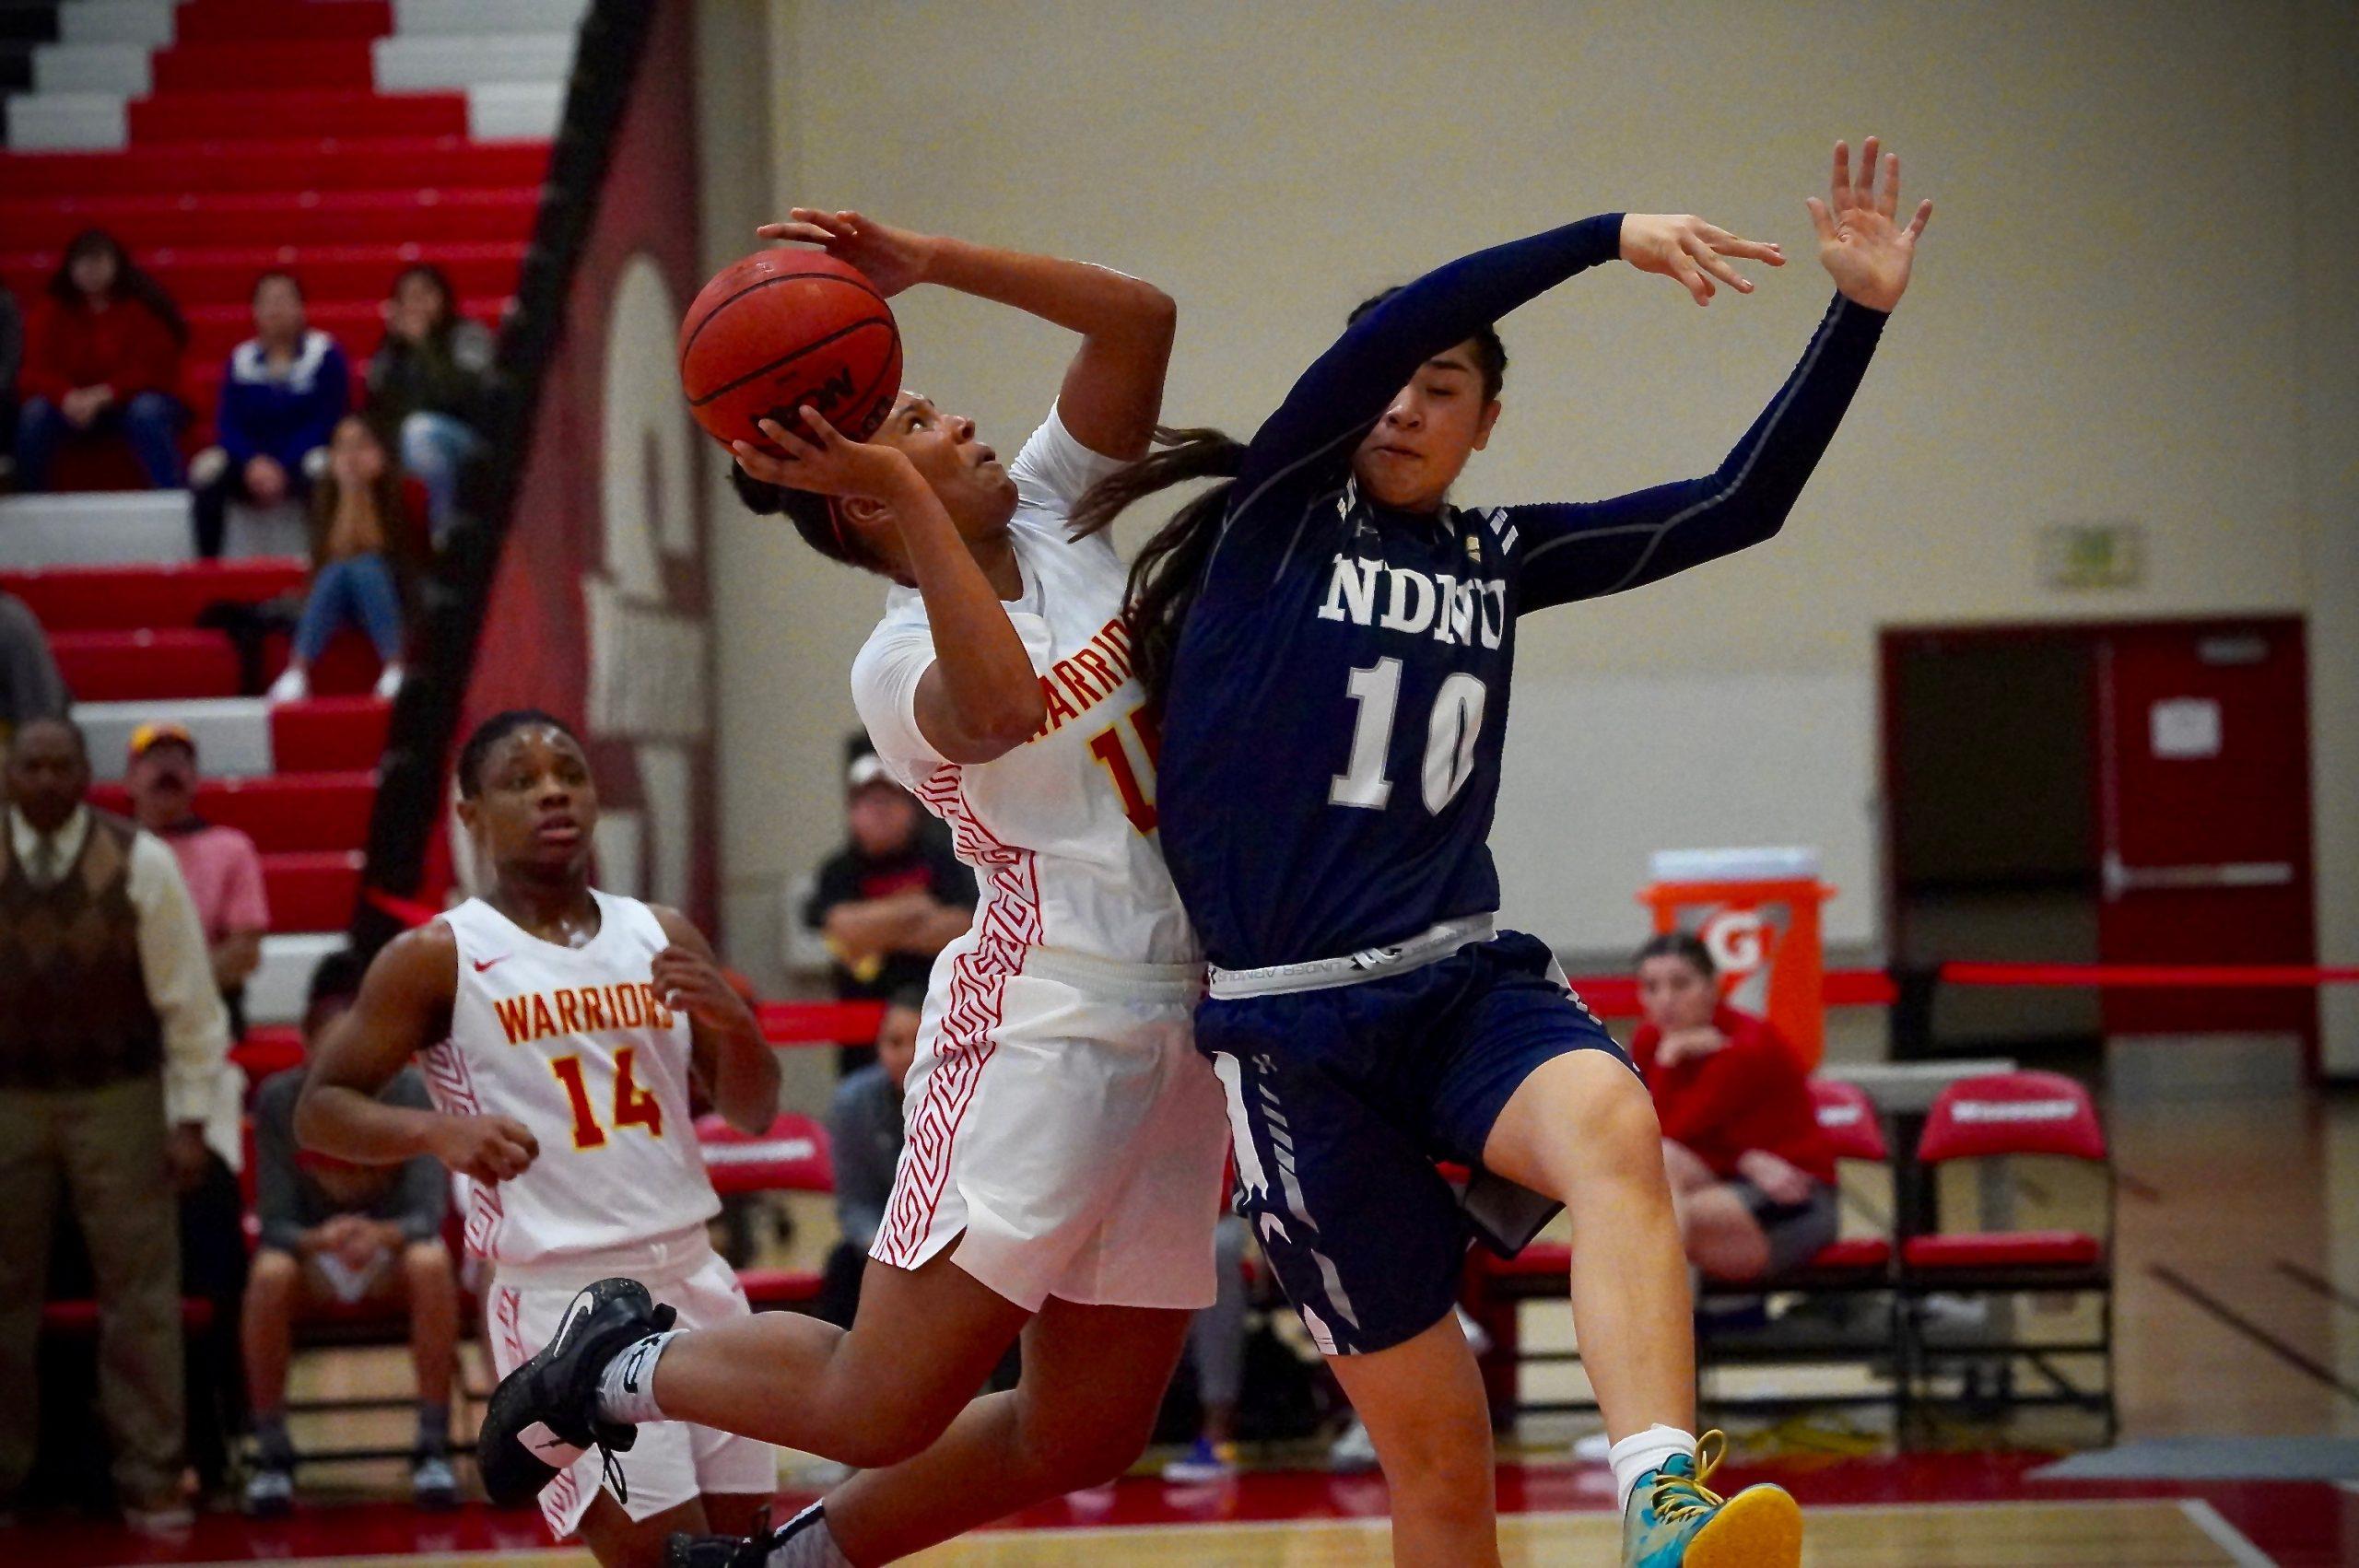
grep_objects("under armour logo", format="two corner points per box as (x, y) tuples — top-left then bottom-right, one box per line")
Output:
(1347, 945), (1402, 970)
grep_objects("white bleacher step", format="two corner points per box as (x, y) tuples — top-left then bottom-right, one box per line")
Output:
(394, 0), (589, 38)
(76, 696), (272, 780)
(467, 81), (565, 141)
(61, 0), (178, 48)
(375, 30), (576, 89)
(4, 90), (130, 152)
(33, 41), (152, 94)
(0, 490), (193, 568)
(250, 931), (352, 1027)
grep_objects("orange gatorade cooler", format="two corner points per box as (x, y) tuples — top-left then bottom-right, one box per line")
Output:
(1640, 848), (1833, 1070)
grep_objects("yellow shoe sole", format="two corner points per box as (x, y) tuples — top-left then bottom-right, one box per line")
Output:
(1681, 1484), (1803, 1568)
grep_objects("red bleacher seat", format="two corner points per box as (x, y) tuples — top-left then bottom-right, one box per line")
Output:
(696, 1112), (834, 1198)
(1902, 1232), (2103, 1270)
(1793, 1236), (1894, 1274)
(50, 628), (241, 700)
(174, 0), (393, 43)
(151, 40), (380, 95)
(1914, 1071), (2107, 1165)
(233, 1025), (306, 1084)
(272, 697), (392, 772)
(43, 1298), (215, 1334)
(2, 560), (305, 631)
(1, 241), (529, 312)
(4, 190), (541, 255)
(735, 1268), (827, 1311)
(2, 139), (554, 202)
(1809, 1077), (1890, 1163)
(128, 89), (471, 145)
(261, 850), (363, 934)
(88, 772), (376, 854)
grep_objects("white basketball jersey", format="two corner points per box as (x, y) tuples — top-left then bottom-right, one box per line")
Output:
(851, 402), (1197, 968)
(423, 891), (719, 1269)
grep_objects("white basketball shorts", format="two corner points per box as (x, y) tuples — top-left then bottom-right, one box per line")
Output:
(872, 945), (1228, 1313)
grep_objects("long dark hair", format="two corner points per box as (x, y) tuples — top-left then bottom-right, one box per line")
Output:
(309, 415), (415, 568)
(47, 228), (188, 346)
(1067, 427), (1246, 708)
(1071, 289), (1510, 708)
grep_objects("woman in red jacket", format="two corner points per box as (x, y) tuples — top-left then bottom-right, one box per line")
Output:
(1630, 932), (1837, 1282)
(13, 229), (188, 491)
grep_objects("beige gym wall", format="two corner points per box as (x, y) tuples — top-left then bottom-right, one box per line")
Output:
(698, 1), (2356, 1070)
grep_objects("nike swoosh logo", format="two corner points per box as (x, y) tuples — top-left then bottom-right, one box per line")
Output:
(474, 955), (510, 973)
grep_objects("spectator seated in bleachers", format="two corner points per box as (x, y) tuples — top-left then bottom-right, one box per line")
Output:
(0, 588), (69, 745)
(0, 284), (22, 486)
(241, 949), (458, 1518)
(1630, 932), (1840, 1286)
(817, 984), (922, 1328)
(11, 230), (189, 493)
(124, 721), (270, 1037)
(365, 263), (491, 546)
(190, 272), (351, 559)
(264, 415), (413, 705)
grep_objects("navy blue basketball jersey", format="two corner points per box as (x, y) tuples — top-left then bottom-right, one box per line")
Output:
(1158, 215), (1888, 969)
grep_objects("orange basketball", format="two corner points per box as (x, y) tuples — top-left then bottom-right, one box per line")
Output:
(676, 251), (903, 452)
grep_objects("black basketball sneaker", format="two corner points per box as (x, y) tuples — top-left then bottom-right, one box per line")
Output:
(477, 1277), (675, 1507)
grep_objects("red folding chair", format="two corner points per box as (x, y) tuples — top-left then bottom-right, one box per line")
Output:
(696, 1112), (835, 1312)
(1898, 1071), (2114, 1440)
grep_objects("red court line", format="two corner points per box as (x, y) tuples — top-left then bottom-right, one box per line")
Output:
(1942, 961), (2359, 989)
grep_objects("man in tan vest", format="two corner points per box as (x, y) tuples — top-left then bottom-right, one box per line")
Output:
(0, 717), (230, 1531)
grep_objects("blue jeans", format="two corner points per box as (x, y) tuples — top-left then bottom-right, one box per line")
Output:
(13, 392), (186, 489)
(294, 554), (405, 663)
(397, 411), (483, 544)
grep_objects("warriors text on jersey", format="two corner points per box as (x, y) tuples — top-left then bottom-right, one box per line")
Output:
(423, 891), (719, 1268)
(1158, 213), (1888, 970)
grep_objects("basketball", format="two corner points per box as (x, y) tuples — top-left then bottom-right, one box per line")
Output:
(676, 250), (903, 452)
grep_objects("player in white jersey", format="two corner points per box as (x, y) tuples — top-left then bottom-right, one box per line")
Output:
(295, 710), (782, 1568)
(478, 210), (1229, 1568)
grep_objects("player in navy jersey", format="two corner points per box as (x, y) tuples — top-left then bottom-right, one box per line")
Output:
(1071, 140), (1931, 1567)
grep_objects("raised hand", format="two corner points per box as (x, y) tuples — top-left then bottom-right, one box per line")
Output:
(650, 943), (749, 1032)
(1806, 136), (1933, 312)
(733, 406), (921, 508)
(757, 208), (936, 298)
(1619, 214), (1785, 307)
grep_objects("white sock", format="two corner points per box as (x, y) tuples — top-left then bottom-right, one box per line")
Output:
(593, 1329), (682, 1425)
(1609, 1424), (1697, 1514)
(766, 1503), (852, 1568)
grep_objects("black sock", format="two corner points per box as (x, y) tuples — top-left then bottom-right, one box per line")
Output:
(417, 1402), (451, 1458)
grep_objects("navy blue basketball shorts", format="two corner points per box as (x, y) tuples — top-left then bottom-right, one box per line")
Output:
(1194, 930), (1634, 1357)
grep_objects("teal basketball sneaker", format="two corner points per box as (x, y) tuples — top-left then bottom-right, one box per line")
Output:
(1621, 1431), (1802, 1567)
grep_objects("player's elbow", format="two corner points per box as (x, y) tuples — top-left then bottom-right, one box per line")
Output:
(945, 690), (1046, 763)
(1129, 283), (1178, 343)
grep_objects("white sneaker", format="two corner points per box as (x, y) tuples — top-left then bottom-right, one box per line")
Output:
(123, 1500), (195, 1535)
(1327, 1415), (1379, 1474)
(373, 661), (405, 701)
(266, 665), (311, 705)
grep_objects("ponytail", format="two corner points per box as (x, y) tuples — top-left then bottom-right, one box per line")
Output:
(1069, 427), (1247, 708)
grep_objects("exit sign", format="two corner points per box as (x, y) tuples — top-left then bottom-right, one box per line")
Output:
(2040, 522), (2143, 589)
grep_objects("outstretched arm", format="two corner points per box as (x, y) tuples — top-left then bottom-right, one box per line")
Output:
(759, 210), (1175, 461)
(1506, 138), (1933, 611)
(1229, 212), (1784, 542)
